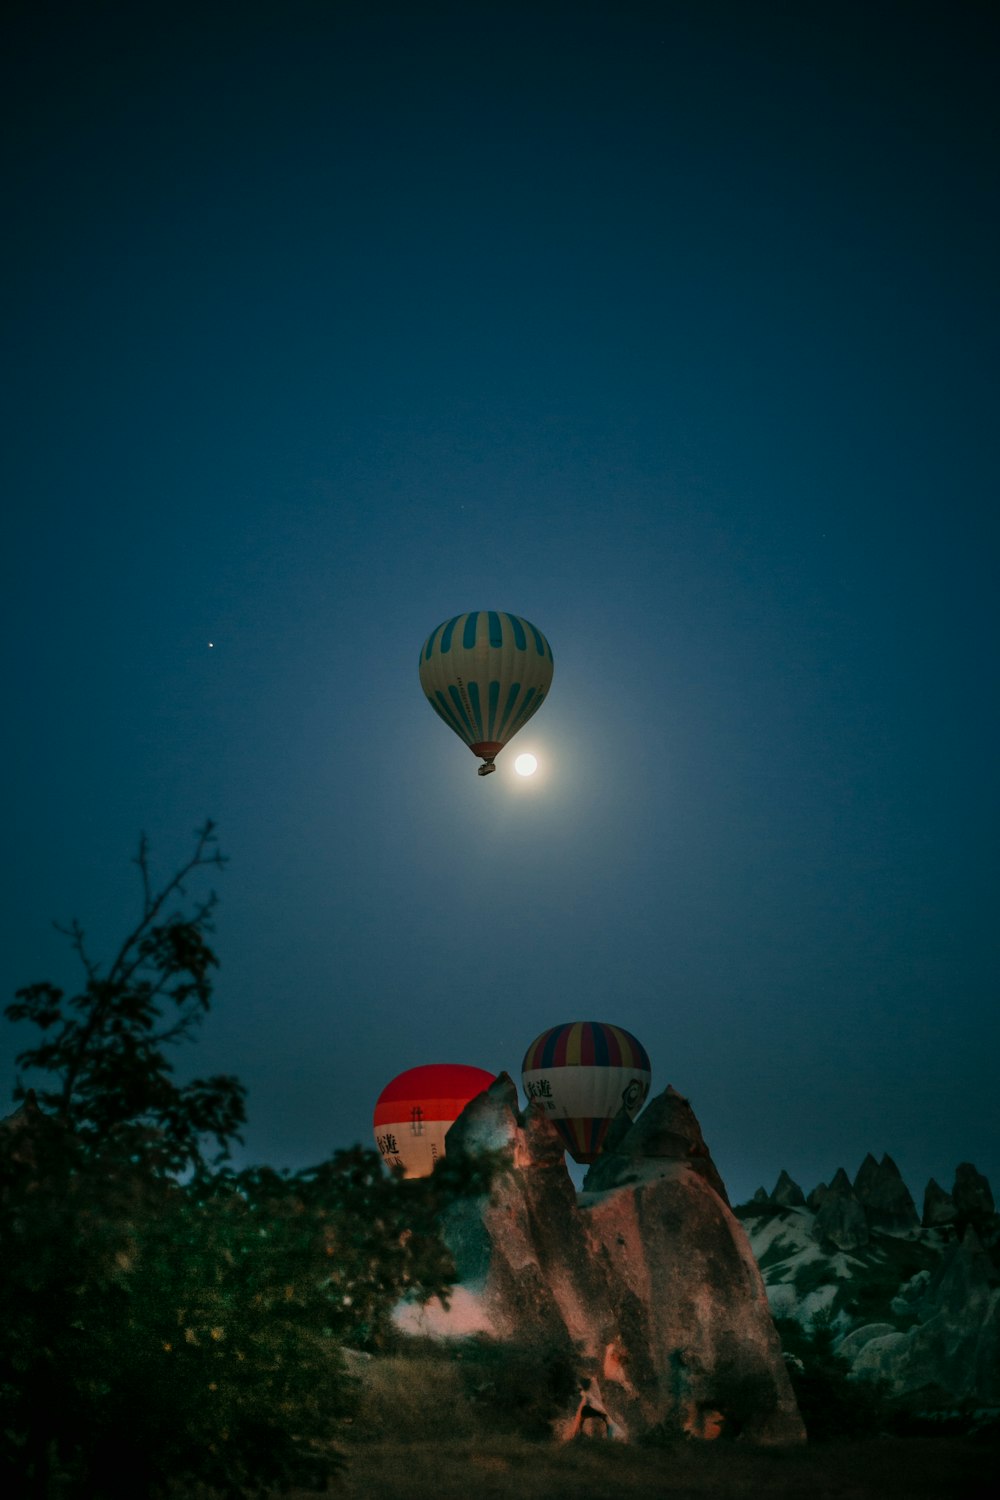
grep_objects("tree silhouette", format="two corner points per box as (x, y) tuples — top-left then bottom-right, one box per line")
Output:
(7, 821), (245, 1174)
(1, 826), (490, 1497)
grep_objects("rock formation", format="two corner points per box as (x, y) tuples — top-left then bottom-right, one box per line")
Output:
(850, 1228), (1000, 1404)
(580, 1082), (730, 1202)
(770, 1170), (806, 1209)
(735, 1154), (1000, 1408)
(806, 1181), (828, 1211)
(852, 1152), (919, 1234)
(919, 1164), (994, 1231)
(922, 1177), (957, 1229)
(400, 1075), (805, 1445)
(953, 1162), (995, 1220)
(813, 1167), (870, 1250)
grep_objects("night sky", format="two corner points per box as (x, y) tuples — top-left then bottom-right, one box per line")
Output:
(2, 1), (997, 1207)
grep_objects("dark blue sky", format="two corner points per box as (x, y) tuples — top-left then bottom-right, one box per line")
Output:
(2, 1), (997, 1205)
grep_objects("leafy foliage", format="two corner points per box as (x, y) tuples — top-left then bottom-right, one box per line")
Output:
(0, 1138), (350, 1497)
(7, 822), (245, 1175)
(225, 1147), (499, 1356)
(0, 829), (480, 1497)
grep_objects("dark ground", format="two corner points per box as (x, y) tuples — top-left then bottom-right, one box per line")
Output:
(322, 1435), (998, 1499)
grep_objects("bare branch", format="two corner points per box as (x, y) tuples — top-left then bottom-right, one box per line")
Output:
(106, 821), (226, 991)
(41, 823), (228, 1130)
(135, 831), (153, 915)
(53, 919), (101, 982)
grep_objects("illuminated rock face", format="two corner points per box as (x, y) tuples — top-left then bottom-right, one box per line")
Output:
(407, 1075), (805, 1446)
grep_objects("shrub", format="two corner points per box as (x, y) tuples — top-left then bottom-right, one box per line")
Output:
(454, 1335), (580, 1438)
(774, 1314), (889, 1440)
(1, 829), (483, 1496)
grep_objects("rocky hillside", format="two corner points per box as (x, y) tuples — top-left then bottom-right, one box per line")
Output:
(734, 1157), (1000, 1407)
(394, 1079), (998, 1428)
(398, 1075), (805, 1445)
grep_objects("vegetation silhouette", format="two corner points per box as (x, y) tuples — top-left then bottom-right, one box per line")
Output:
(0, 826), (490, 1498)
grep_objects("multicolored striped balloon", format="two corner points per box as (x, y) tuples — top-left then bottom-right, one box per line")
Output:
(419, 611), (554, 776)
(521, 1022), (651, 1164)
(373, 1063), (496, 1178)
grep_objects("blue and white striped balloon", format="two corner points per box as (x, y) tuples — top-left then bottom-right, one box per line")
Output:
(419, 611), (554, 776)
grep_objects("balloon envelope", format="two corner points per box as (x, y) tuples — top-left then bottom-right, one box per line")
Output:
(521, 1022), (651, 1164)
(419, 611), (553, 773)
(373, 1063), (496, 1178)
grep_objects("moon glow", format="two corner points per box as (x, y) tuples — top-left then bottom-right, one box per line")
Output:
(514, 753), (538, 777)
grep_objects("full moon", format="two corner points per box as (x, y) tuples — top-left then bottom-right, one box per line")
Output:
(514, 753), (538, 777)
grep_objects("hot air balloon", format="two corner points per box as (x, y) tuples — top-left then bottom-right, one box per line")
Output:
(419, 611), (553, 776)
(521, 1022), (651, 1164)
(373, 1063), (496, 1178)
